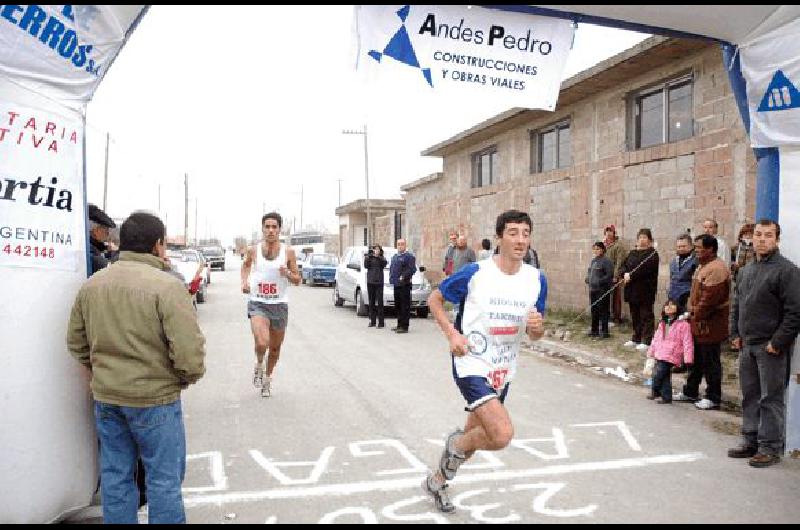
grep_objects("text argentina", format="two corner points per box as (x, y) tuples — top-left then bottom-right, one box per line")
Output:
(1, 226), (73, 245)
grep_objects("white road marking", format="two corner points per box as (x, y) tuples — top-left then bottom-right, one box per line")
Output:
(183, 452), (704, 506)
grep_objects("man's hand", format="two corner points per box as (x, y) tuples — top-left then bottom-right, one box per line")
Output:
(623, 272), (631, 284)
(241, 281), (250, 294)
(526, 309), (544, 340)
(731, 337), (742, 350)
(766, 342), (781, 356)
(448, 331), (469, 357)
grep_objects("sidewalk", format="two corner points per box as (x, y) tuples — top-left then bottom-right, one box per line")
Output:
(521, 310), (743, 413)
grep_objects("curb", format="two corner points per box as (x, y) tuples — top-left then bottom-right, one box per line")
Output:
(522, 338), (743, 413)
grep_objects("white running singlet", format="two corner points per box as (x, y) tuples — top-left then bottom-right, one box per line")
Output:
(439, 258), (548, 389)
(249, 243), (289, 304)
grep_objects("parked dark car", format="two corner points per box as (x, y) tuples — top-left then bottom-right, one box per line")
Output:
(201, 245), (225, 271)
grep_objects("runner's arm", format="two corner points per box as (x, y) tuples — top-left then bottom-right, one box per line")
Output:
(241, 246), (254, 293)
(429, 289), (468, 356)
(284, 248), (301, 286)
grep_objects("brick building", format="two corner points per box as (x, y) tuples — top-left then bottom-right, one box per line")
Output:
(402, 36), (756, 310)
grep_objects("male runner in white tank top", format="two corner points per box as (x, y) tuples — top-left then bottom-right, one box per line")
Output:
(241, 212), (300, 397)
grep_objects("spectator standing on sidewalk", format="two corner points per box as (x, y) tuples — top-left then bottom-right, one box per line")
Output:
(477, 238), (493, 260)
(390, 239), (417, 333)
(452, 235), (476, 273)
(604, 225), (629, 325)
(442, 231), (458, 276)
(67, 212), (206, 523)
(674, 234), (730, 410)
(668, 233), (697, 312)
(364, 245), (388, 328)
(728, 219), (800, 468)
(647, 299), (694, 404)
(703, 218), (731, 269)
(585, 241), (613, 339)
(731, 223), (756, 283)
(619, 228), (659, 351)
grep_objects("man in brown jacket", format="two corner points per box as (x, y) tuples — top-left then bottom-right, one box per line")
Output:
(604, 225), (628, 324)
(675, 234), (730, 410)
(67, 212), (206, 524)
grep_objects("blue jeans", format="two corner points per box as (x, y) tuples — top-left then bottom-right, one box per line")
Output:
(94, 400), (187, 524)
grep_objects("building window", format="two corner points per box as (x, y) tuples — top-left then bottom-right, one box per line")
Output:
(631, 74), (693, 149)
(531, 121), (571, 173)
(471, 147), (498, 188)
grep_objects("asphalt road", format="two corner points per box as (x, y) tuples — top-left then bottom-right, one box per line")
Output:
(179, 254), (800, 524)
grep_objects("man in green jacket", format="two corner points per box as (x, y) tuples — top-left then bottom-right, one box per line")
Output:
(67, 212), (206, 524)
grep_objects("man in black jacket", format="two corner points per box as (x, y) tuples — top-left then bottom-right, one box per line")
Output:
(88, 203), (117, 275)
(586, 241), (614, 339)
(390, 239), (417, 333)
(728, 219), (800, 468)
(364, 245), (388, 328)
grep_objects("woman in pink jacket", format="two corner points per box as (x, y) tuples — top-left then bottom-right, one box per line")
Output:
(647, 299), (694, 403)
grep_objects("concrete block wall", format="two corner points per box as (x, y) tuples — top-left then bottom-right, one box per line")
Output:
(404, 44), (757, 310)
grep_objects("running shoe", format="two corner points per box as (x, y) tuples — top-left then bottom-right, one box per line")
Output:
(253, 365), (264, 388)
(421, 474), (455, 513)
(261, 376), (271, 398)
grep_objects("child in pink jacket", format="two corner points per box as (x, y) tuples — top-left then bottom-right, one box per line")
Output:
(647, 299), (694, 403)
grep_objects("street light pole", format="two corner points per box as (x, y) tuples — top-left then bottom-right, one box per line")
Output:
(342, 125), (370, 246)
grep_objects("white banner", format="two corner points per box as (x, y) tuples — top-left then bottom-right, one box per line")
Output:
(741, 16), (800, 147)
(0, 101), (84, 271)
(0, 4), (147, 107)
(354, 5), (574, 110)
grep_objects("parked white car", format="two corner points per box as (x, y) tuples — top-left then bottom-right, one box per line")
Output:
(333, 246), (430, 318)
(165, 249), (208, 304)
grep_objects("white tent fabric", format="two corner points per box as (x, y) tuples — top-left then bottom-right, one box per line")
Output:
(524, 5), (800, 44)
(0, 5), (147, 524)
(0, 5), (147, 108)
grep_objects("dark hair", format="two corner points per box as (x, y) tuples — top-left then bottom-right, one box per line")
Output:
(756, 218), (781, 239)
(495, 209), (532, 237)
(262, 212), (282, 228)
(694, 233), (718, 253)
(737, 223), (755, 240)
(593, 241), (606, 252)
(481, 238), (491, 250)
(119, 212), (165, 253)
(662, 298), (682, 320)
(637, 228), (653, 241)
(676, 233), (693, 246)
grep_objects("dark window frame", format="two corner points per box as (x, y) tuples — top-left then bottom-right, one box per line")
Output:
(530, 120), (571, 173)
(629, 73), (694, 150)
(471, 146), (498, 188)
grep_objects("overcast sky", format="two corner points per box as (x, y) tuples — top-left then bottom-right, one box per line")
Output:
(85, 5), (649, 245)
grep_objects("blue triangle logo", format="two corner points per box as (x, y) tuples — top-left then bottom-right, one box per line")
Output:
(757, 70), (800, 112)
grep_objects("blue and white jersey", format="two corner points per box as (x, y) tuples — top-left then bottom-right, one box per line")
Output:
(439, 258), (548, 389)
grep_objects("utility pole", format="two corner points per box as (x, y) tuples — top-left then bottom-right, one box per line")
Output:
(102, 132), (110, 211)
(337, 178), (343, 206)
(300, 184), (304, 230)
(184, 173), (189, 247)
(195, 197), (198, 246)
(342, 124), (370, 246)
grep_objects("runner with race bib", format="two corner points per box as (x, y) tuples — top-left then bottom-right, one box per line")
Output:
(422, 209), (548, 513)
(241, 212), (300, 397)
